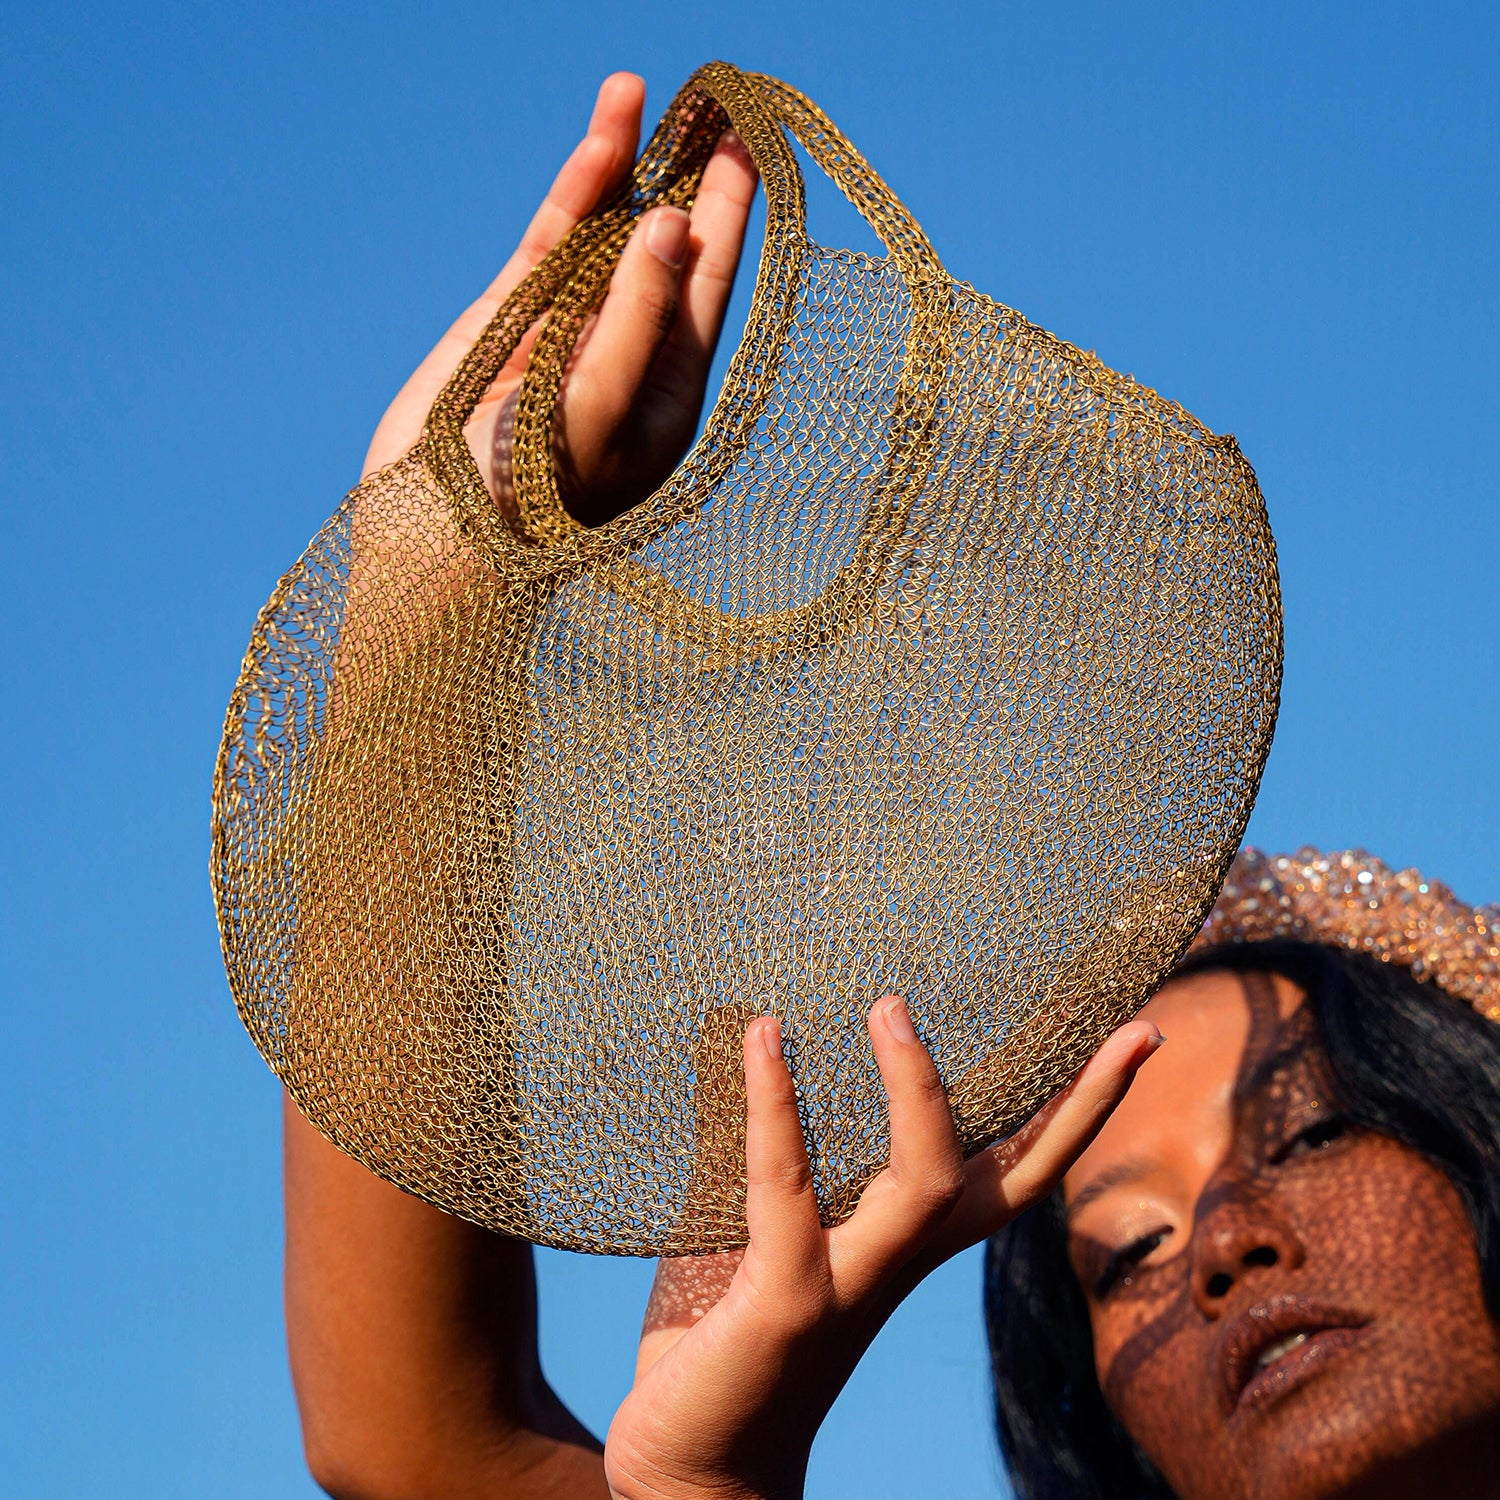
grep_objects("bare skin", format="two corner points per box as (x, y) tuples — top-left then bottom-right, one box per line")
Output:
(1065, 969), (1500, 1500)
(281, 64), (1494, 1500)
(285, 1108), (605, 1499)
(362, 74), (760, 516)
(284, 71), (757, 1500)
(606, 1006), (1162, 1500)
(621, 970), (1500, 1500)
(281, 70), (1156, 1500)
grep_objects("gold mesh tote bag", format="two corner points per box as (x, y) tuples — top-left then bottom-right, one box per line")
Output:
(212, 62), (1281, 1254)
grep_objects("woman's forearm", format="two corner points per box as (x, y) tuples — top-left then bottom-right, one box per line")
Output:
(283, 1096), (607, 1499)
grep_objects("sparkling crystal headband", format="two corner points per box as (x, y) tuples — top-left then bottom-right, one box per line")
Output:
(1188, 847), (1500, 1022)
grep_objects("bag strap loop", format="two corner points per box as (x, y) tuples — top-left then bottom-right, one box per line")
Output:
(423, 62), (943, 569)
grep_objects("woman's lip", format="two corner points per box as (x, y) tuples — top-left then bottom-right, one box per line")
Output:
(1234, 1324), (1371, 1413)
(1220, 1294), (1371, 1415)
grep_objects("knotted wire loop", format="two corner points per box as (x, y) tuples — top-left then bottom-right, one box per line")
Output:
(423, 62), (951, 635)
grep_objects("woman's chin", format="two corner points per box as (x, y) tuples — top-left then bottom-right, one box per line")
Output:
(1161, 1324), (1497, 1500)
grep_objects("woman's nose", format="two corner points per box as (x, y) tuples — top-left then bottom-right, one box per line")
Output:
(1189, 1194), (1305, 1317)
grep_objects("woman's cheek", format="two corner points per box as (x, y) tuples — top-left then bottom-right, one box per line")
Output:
(1091, 1270), (1204, 1449)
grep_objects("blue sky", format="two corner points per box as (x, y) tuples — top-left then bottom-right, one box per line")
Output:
(2, 2), (1496, 1495)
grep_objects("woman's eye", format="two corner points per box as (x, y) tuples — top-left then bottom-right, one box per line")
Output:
(1280, 1114), (1350, 1160)
(1094, 1228), (1169, 1298)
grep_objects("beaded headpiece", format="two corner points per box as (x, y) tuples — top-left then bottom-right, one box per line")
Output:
(1188, 847), (1500, 1022)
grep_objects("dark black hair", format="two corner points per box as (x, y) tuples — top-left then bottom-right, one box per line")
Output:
(984, 940), (1500, 1500)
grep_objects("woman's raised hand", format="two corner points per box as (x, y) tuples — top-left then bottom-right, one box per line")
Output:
(604, 1001), (1164, 1500)
(363, 71), (758, 524)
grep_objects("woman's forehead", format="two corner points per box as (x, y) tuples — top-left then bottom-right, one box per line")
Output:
(1062, 968), (1306, 1206)
(1144, 965), (1302, 1032)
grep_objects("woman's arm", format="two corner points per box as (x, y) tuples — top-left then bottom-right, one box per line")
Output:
(285, 1099), (606, 1499)
(281, 72), (756, 1498)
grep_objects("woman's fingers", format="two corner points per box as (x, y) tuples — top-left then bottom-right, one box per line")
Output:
(827, 998), (966, 1302)
(364, 72), (643, 474)
(370, 89), (758, 506)
(508, 72), (643, 272)
(822, 1007), (1160, 1304)
(934, 1020), (1164, 1254)
(649, 130), (760, 399)
(874, 999), (964, 1189)
(560, 205), (692, 478)
(561, 129), (758, 495)
(742, 1018), (828, 1298)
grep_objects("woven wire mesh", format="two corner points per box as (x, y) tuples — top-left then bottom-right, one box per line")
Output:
(212, 63), (1281, 1254)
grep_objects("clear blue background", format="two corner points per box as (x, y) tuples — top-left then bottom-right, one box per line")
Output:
(2, 2), (1495, 1495)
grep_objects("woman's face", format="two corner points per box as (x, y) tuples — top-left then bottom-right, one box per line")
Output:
(1062, 968), (1500, 1499)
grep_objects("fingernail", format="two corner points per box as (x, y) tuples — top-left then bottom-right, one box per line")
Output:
(645, 206), (690, 268)
(881, 996), (918, 1044)
(1144, 1026), (1166, 1052)
(761, 1016), (783, 1060)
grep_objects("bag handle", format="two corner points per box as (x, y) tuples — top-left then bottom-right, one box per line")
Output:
(423, 62), (945, 571)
